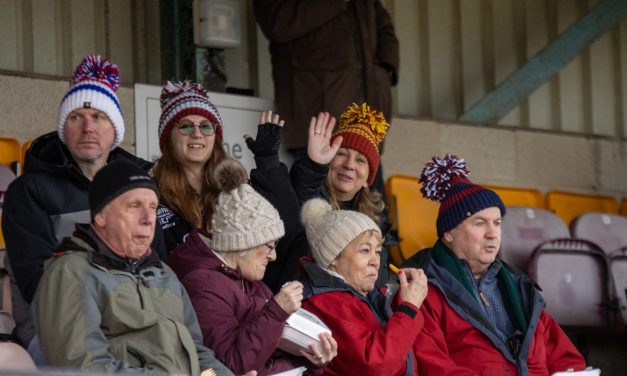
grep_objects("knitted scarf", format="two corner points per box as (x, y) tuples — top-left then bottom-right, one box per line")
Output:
(431, 240), (529, 333)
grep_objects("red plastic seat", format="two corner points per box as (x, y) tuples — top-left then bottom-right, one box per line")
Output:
(571, 213), (627, 256)
(499, 206), (570, 272)
(528, 239), (612, 329)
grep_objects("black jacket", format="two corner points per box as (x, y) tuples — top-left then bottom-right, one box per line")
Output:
(2, 132), (165, 303)
(289, 156), (393, 286)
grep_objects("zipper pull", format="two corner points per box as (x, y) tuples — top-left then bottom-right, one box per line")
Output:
(479, 292), (491, 307)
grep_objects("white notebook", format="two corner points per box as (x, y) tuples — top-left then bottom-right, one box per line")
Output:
(552, 368), (601, 376)
(268, 366), (307, 376)
(278, 308), (332, 356)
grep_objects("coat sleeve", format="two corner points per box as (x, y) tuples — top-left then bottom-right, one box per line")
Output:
(184, 272), (290, 375)
(3, 177), (57, 303)
(34, 257), (163, 375)
(539, 310), (586, 374)
(179, 284), (235, 376)
(374, 0), (399, 85)
(412, 289), (480, 376)
(303, 292), (423, 376)
(253, 0), (347, 43)
(289, 156), (329, 206)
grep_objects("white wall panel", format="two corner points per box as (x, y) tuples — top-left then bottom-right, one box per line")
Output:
(558, 0), (586, 134)
(0, 0), (18, 70)
(394, 0), (420, 116)
(493, 0), (521, 127)
(526, 0), (552, 130)
(32, 0), (58, 75)
(428, 0), (457, 118)
(460, 0), (485, 113)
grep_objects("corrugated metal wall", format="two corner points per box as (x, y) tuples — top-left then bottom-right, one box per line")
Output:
(390, 0), (627, 138)
(0, 0), (161, 85)
(0, 0), (625, 138)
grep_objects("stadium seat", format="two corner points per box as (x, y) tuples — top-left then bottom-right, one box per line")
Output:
(0, 164), (17, 250)
(622, 199), (627, 217)
(386, 175), (438, 265)
(610, 250), (627, 328)
(528, 239), (612, 329)
(571, 213), (627, 256)
(499, 206), (570, 272)
(546, 190), (619, 226)
(484, 185), (544, 208)
(0, 138), (20, 172)
(20, 140), (32, 174)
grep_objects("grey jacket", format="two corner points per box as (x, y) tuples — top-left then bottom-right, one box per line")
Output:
(33, 224), (234, 376)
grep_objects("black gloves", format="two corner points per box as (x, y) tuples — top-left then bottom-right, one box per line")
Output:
(245, 122), (283, 157)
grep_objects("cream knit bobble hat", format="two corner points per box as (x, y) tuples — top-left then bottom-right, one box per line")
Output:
(301, 198), (381, 269)
(210, 159), (285, 252)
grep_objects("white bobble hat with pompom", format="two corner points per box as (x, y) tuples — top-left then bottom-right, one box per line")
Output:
(210, 158), (284, 252)
(300, 198), (381, 269)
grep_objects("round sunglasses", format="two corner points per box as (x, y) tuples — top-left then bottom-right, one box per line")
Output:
(176, 120), (217, 136)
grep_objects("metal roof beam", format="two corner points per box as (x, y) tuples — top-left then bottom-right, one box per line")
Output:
(460, 0), (627, 124)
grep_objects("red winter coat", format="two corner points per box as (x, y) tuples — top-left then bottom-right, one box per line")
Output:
(413, 284), (586, 376)
(301, 260), (422, 376)
(167, 229), (296, 376)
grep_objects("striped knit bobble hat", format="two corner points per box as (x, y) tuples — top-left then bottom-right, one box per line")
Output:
(158, 80), (223, 150)
(419, 155), (506, 237)
(301, 198), (381, 270)
(332, 103), (390, 185)
(210, 159), (284, 252)
(58, 55), (124, 149)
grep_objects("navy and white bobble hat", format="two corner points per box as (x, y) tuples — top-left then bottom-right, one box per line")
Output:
(158, 80), (224, 150)
(419, 155), (506, 237)
(57, 55), (125, 149)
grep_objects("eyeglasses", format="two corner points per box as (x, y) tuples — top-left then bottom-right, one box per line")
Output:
(264, 242), (277, 253)
(176, 120), (217, 136)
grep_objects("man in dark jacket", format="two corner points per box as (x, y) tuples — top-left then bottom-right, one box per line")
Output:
(402, 155), (586, 376)
(254, 0), (399, 157)
(2, 55), (164, 350)
(34, 160), (236, 375)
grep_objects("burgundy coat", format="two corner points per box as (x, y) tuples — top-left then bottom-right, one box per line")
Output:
(167, 229), (295, 376)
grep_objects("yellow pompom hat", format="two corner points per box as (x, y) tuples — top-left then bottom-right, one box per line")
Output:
(332, 103), (390, 185)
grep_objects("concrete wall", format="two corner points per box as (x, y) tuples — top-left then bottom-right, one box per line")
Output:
(2, 72), (626, 200)
(382, 117), (627, 199)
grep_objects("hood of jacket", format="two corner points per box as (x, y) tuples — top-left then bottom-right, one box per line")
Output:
(25, 131), (153, 183)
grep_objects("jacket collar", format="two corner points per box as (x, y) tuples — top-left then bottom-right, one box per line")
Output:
(63, 223), (162, 273)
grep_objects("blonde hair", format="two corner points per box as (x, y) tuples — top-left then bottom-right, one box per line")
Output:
(324, 180), (385, 225)
(154, 140), (228, 232)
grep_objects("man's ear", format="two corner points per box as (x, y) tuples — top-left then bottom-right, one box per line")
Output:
(443, 231), (454, 244)
(93, 212), (106, 228)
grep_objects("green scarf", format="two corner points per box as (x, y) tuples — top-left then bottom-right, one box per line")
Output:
(431, 240), (528, 333)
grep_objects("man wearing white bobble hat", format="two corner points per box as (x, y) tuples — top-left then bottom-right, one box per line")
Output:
(403, 155), (585, 376)
(2, 55), (164, 352)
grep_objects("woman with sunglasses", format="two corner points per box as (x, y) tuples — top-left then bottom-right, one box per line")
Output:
(153, 80), (229, 254)
(168, 158), (337, 376)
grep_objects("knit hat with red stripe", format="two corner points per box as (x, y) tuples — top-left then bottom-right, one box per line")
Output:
(158, 80), (223, 149)
(332, 103), (389, 185)
(419, 155), (506, 237)
(58, 55), (125, 149)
